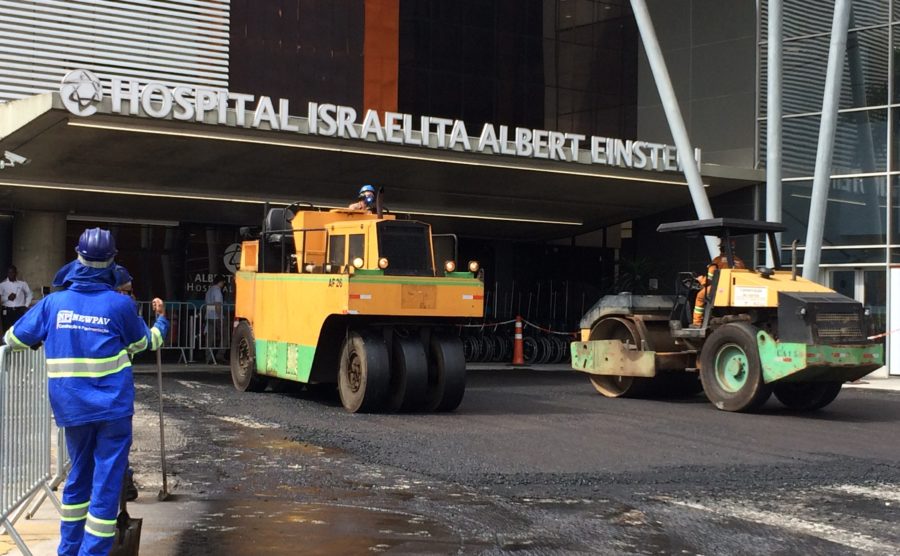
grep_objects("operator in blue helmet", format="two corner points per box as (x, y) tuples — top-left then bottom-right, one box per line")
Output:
(348, 184), (377, 212)
(3, 228), (169, 556)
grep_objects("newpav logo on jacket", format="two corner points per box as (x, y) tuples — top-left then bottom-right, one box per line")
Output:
(55, 310), (112, 330)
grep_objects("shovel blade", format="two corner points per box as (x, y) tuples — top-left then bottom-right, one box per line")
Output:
(108, 516), (142, 556)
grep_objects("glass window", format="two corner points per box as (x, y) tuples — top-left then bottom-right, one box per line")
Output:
(891, 176), (900, 245)
(820, 248), (887, 264)
(760, 109), (887, 174)
(759, 27), (888, 116)
(830, 270), (856, 298)
(785, 245), (887, 266)
(761, 1), (889, 41)
(398, 1), (637, 139)
(348, 234), (365, 264)
(377, 222), (434, 276)
(328, 235), (345, 266)
(864, 269), (887, 334)
(782, 176), (887, 249)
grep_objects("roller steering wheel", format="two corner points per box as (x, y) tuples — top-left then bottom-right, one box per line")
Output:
(285, 201), (314, 220)
(680, 272), (700, 292)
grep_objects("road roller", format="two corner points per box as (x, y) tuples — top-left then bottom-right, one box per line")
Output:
(571, 218), (883, 412)
(231, 198), (483, 413)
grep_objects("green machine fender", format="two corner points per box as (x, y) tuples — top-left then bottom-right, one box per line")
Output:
(755, 330), (883, 383)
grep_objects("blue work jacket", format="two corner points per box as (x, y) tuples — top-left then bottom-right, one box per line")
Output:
(4, 261), (169, 427)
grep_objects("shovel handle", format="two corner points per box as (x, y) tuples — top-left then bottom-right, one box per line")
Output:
(156, 348), (169, 497)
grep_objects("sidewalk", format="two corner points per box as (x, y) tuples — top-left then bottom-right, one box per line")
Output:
(843, 375), (900, 392)
(0, 484), (206, 556)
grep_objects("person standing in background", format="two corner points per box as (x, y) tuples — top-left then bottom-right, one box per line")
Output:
(205, 274), (226, 364)
(0, 265), (33, 334)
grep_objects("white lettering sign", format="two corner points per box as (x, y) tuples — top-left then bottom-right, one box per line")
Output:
(64, 71), (701, 173)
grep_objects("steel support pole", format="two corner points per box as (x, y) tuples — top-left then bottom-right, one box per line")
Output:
(803, 0), (852, 281)
(766, 0), (783, 267)
(630, 0), (717, 258)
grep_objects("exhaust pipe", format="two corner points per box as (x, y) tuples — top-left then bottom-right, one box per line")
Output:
(791, 240), (798, 281)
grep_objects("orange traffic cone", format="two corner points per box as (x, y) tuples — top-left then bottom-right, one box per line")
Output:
(512, 316), (525, 366)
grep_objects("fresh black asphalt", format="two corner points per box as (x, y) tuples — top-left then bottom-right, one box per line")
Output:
(128, 368), (900, 555)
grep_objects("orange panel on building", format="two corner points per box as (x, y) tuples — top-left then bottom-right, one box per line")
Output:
(363, 0), (399, 114)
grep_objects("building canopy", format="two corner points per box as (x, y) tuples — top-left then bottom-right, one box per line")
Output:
(0, 93), (762, 240)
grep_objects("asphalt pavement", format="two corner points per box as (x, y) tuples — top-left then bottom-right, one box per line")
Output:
(4, 367), (900, 555)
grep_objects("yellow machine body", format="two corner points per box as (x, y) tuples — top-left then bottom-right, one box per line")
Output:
(710, 269), (834, 308)
(234, 209), (483, 383)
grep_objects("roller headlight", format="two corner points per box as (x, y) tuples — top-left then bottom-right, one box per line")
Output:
(444, 260), (456, 273)
(468, 260), (480, 273)
(304, 263), (315, 273)
(378, 257), (389, 269)
(352, 257), (364, 269)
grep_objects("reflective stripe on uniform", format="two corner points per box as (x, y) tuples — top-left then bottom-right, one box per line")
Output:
(46, 350), (131, 378)
(3, 327), (28, 350)
(85, 513), (117, 537)
(126, 335), (148, 355)
(60, 500), (90, 521)
(693, 306), (705, 314)
(151, 327), (163, 350)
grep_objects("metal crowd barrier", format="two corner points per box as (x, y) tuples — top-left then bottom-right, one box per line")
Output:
(0, 345), (58, 556)
(196, 303), (234, 364)
(24, 426), (69, 520)
(135, 301), (234, 365)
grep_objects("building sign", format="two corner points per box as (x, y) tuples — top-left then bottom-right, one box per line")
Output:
(60, 70), (701, 173)
(223, 242), (241, 274)
(185, 273), (233, 295)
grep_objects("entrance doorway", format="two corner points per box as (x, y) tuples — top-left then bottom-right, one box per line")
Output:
(829, 268), (892, 377)
(827, 269), (886, 334)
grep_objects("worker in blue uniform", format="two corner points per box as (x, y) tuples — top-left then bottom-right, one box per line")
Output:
(3, 228), (169, 556)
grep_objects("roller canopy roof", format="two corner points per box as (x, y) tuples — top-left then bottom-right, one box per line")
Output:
(656, 218), (787, 237)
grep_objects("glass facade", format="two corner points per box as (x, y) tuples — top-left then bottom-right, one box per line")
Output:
(759, 0), (897, 333)
(398, 0), (637, 139)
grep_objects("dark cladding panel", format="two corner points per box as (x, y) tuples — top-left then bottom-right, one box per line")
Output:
(398, 0), (635, 138)
(230, 0), (364, 111)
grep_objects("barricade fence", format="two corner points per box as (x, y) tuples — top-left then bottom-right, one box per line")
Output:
(196, 303), (234, 364)
(135, 301), (234, 364)
(25, 426), (68, 520)
(0, 345), (55, 556)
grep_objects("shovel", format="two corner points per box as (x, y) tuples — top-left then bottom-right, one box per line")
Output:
(109, 474), (142, 556)
(155, 348), (171, 501)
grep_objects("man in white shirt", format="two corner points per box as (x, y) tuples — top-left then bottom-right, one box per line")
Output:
(1, 265), (33, 334)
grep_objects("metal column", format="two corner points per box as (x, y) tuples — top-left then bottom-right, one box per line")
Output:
(630, 0), (717, 258)
(803, 0), (852, 281)
(765, 0), (783, 267)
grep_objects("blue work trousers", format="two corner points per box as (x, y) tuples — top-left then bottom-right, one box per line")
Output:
(59, 416), (132, 556)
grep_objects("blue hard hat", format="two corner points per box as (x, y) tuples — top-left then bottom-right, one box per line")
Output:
(359, 184), (376, 196)
(113, 264), (133, 289)
(76, 227), (117, 267)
